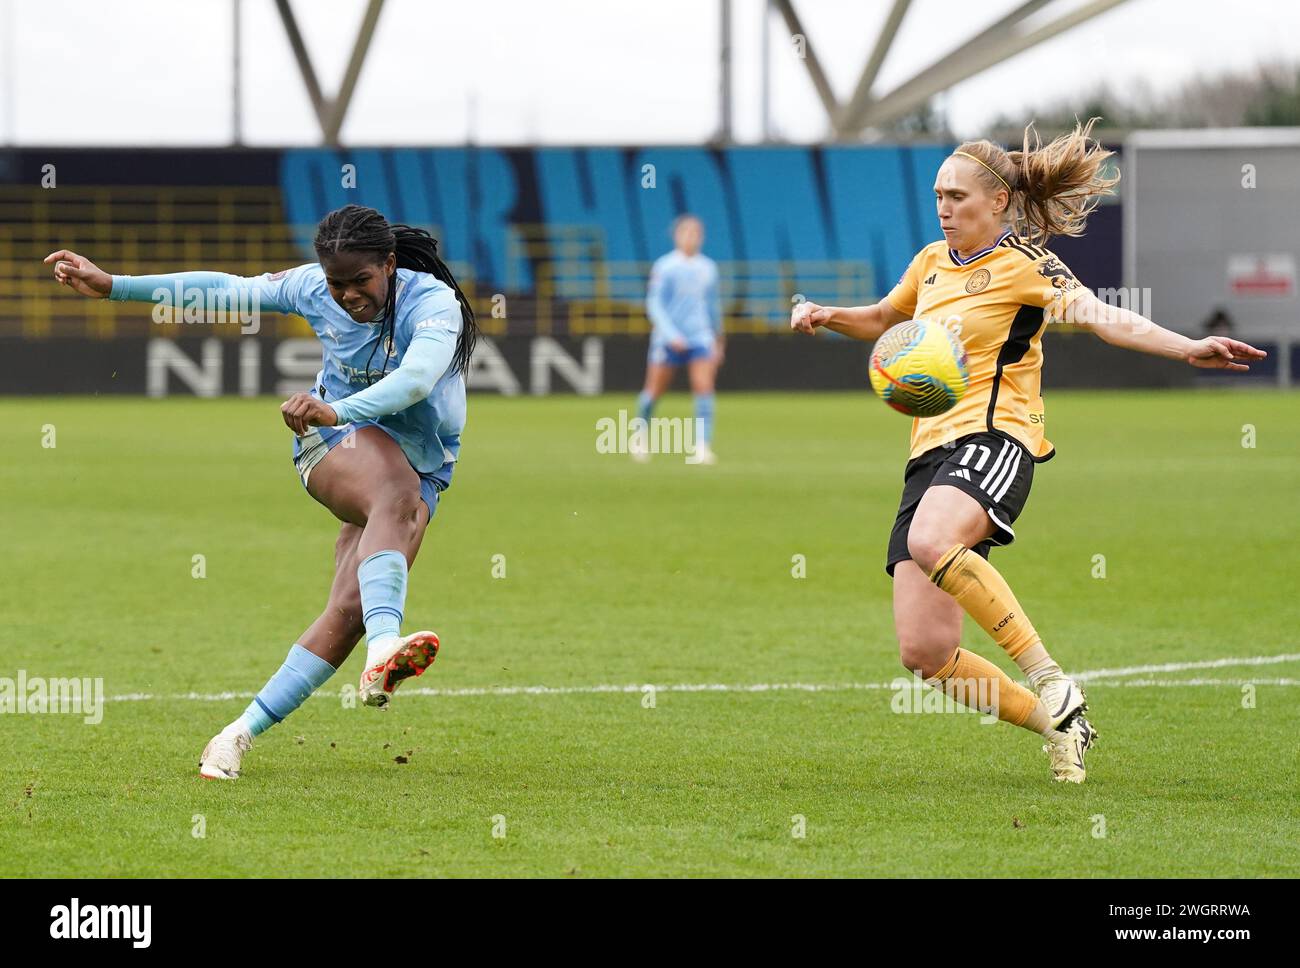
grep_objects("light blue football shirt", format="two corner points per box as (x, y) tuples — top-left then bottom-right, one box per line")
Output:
(646, 251), (722, 349)
(110, 264), (464, 474)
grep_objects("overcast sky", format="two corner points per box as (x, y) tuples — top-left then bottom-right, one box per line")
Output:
(3, 0), (1298, 146)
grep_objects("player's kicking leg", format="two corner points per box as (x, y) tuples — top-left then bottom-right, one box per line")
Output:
(200, 428), (443, 779)
(305, 427), (441, 708)
(908, 486), (1096, 782)
(894, 559), (1096, 781)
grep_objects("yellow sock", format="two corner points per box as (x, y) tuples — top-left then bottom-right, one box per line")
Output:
(929, 545), (1041, 661)
(926, 648), (1050, 732)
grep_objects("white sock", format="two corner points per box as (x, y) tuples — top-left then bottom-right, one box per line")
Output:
(365, 634), (401, 669)
(1017, 643), (1064, 689)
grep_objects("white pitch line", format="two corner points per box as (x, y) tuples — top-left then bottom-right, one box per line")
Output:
(399, 682), (890, 697)
(103, 683), (896, 702)
(1085, 677), (1300, 688)
(102, 653), (1300, 703)
(1072, 653), (1300, 681)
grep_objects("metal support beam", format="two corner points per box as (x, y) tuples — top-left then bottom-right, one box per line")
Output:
(323, 0), (386, 144)
(945, 0), (1056, 58)
(837, 0), (1051, 136)
(273, 0), (387, 146)
(2, 0), (17, 145)
(859, 0), (1132, 130)
(232, 0), (243, 145)
(273, 0), (329, 134)
(718, 0), (733, 143)
(832, 0), (914, 138)
(760, 0), (772, 141)
(772, 0), (837, 123)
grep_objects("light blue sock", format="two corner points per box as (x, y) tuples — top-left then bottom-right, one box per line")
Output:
(636, 390), (654, 423)
(694, 392), (715, 445)
(237, 644), (337, 737)
(358, 549), (407, 645)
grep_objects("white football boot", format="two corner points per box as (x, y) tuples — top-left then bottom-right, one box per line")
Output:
(199, 726), (253, 780)
(685, 442), (717, 465)
(358, 630), (440, 708)
(629, 431), (650, 463)
(1043, 711), (1098, 783)
(1036, 673), (1087, 730)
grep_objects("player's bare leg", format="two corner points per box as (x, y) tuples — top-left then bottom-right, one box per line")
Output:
(199, 430), (441, 778)
(893, 560), (964, 680)
(895, 545), (1059, 739)
(908, 484), (1095, 780)
(306, 427), (439, 707)
(297, 523), (367, 667)
(200, 524), (367, 780)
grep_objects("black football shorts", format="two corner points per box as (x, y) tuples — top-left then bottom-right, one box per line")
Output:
(886, 432), (1036, 576)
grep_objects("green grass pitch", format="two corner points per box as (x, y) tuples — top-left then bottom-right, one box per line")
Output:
(1, 390), (1297, 877)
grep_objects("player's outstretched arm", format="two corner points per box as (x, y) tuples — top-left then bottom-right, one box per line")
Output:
(790, 298), (909, 342)
(45, 249), (304, 315)
(1065, 291), (1267, 371)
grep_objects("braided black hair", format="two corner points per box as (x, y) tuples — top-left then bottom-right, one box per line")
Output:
(313, 204), (478, 384)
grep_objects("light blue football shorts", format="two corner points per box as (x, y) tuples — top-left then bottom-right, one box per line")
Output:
(291, 422), (453, 524)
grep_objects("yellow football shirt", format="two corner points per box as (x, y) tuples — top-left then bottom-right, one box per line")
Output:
(885, 231), (1088, 461)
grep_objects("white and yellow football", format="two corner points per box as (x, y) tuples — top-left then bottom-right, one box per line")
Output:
(868, 320), (969, 417)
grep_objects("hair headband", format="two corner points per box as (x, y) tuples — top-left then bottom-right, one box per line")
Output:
(952, 150), (1012, 194)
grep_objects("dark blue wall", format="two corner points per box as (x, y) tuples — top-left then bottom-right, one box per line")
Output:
(0, 145), (1122, 302)
(280, 145), (932, 296)
(278, 145), (1122, 298)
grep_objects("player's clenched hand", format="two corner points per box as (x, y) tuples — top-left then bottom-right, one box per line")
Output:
(280, 393), (338, 435)
(44, 250), (112, 298)
(1186, 336), (1267, 372)
(791, 301), (830, 335)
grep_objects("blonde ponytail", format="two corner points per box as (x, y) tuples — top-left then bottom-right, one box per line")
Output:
(953, 118), (1119, 245)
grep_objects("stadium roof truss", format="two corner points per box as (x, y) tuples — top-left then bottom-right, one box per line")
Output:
(772, 0), (1132, 140)
(263, 0), (1132, 146)
(272, 0), (386, 146)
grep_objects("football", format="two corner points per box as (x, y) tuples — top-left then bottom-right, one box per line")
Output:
(868, 319), (970, 417)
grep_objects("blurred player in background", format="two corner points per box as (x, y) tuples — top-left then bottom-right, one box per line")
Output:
(634, 214), (723, 464)
(47, 204), (479, 780)
(792, 120), (1264, 783)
